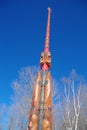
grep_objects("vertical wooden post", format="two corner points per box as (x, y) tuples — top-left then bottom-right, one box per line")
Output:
(28, 7), (52, 130)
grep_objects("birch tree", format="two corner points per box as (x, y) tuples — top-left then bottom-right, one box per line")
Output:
(59, 70), (87, 130)
(71, 70), (87, 130)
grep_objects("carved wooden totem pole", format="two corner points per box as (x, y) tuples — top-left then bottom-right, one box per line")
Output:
(28, 7), (52, 130)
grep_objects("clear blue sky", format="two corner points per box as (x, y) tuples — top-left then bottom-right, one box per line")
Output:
(0, 0), (87, 105)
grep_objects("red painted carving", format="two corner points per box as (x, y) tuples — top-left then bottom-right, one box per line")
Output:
(40, 52), (51, 69)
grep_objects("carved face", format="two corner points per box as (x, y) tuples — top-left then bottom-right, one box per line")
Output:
(40, 52), (51, 68)
(28, 114), (38, 129)
(42, 119), (50, 130)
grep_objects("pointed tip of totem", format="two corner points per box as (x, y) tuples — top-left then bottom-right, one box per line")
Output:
(48, 7), (52, 13)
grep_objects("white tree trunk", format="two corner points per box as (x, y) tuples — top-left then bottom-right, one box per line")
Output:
(72, 79), (81, 130)
(75, 115), (79, 130)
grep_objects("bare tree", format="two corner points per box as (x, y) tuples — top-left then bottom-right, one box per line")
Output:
(8, 66), (38, 130)
(59, 70), (87, 130)
(59, 78), (74, 130)
(52, 79), (60, 130)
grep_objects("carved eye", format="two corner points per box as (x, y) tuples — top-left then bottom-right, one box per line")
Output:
(47, 53), (51, 58)
(40, 55), (43, 59)
(40, 53), (44, 59)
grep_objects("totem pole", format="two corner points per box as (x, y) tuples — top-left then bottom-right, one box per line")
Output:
(28, 7), (52, 130)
